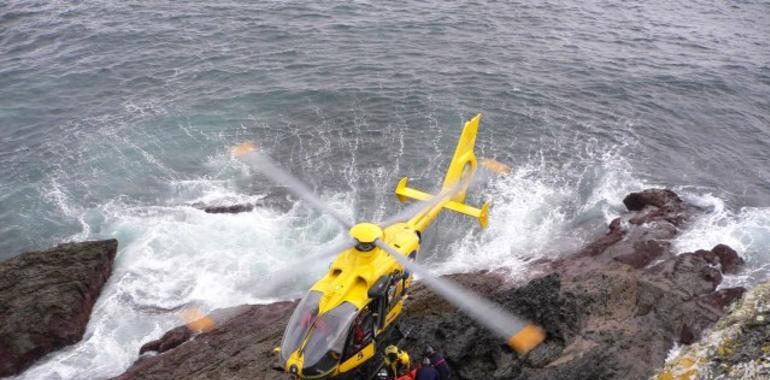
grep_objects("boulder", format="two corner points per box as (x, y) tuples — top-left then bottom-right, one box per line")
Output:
(622, 189), (683, 212)
(0, 239), (118, 377)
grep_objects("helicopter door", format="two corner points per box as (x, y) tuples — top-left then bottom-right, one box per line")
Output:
(385, 274), (400, 313)
(368, 274), (392, 330)
(342, 306), (374, 361)
(370, 272), (404, 330)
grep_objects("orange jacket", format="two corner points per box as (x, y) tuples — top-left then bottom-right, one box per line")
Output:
(396, 369), (417, 380)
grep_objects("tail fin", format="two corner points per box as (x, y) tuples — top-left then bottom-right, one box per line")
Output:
(394, 114), (489, 228)
(441, 113), (480, 203)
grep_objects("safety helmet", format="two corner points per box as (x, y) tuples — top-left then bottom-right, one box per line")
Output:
(385, 345), (399, 361)
(424, 345), (435, 356)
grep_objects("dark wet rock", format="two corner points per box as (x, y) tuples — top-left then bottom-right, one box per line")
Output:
(711, 244), (744, 274)
(698, 287), (746, 313)
(396, 249), (744, 379)
(191, 191), (295, 215)
(203, 203), (255, 214)
(571, 189), (692, 267)
(138, 326), (192, 355)
(613, 239), (669, 268)
(116, 189), (747, 380)
(0, 239), (118, 377)
(115, 301), (297, 380)
(623, 189), (682, 212)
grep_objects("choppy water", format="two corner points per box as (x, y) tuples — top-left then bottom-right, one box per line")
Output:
(1, 1), (769, 379)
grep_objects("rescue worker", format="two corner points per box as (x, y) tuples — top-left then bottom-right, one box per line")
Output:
(413, 357), (440, 380)
(384, 345), (410, 378)
(423, 345), (451, 380)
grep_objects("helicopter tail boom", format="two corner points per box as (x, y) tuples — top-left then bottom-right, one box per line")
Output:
(393, 113), (489, 230)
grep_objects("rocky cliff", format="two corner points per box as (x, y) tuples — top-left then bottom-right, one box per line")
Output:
(656, 280), (770, 379)
(0, 239), (118, 377)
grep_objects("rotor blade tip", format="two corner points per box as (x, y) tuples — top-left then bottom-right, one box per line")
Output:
(181, 307), (217, 333)
(481, 158), (511, 174)
(507, 324), (546, 354)
(231, 142), (259, 158)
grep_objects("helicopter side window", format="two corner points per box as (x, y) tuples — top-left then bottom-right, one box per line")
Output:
(342, 306), (374, 361)
(403, 251), (417, 279)
(386, 277), (398, 312)
(279, 290), (322, 363)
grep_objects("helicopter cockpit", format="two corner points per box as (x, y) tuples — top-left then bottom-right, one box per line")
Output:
(279, 291), (361, 378)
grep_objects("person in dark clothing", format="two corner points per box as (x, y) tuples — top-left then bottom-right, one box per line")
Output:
(414, 357), (441, 380)
(424, 346), (451, 380)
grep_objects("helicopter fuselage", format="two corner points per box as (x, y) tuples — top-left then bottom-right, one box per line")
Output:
(275, 114), (489, 379)
(277, 222), (421, 378)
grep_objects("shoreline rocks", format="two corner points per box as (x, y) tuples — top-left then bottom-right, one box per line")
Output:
(656, 280), (770, 379)
(114, 189), (750, 379)
(0, 239), (118, 377)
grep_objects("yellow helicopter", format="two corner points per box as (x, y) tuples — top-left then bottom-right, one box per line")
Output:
(231, 114), (545, 379)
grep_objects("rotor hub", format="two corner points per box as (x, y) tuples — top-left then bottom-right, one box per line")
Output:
(349, 223), (383, 252)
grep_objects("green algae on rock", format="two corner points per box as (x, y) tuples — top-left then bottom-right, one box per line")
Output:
(656, 281), (770, 380)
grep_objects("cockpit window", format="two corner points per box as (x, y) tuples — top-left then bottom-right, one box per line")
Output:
(280, 290), (322, 362)
(302, 301), (358, 369)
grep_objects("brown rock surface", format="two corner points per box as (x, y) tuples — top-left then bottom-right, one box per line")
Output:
(0, 239), (118, 377)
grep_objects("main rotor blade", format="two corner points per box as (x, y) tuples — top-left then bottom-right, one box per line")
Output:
(234, 144), (353, 229)
(374, 240), (545, 354)
(261, 238), (357, 294)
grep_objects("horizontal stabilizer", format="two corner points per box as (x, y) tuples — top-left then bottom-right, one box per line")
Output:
(395, 177), (489, 228)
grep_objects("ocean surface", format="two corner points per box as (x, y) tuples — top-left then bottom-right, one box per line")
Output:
(1, 1), (769, 378)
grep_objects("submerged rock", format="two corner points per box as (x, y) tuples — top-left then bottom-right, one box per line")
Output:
(116, 189), (747, 379)
(201, 203), (255, 214)
(0, 239), (118, 377)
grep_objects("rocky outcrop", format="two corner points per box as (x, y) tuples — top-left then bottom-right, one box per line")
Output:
(656, 280), (770, 379)
(191, 192), (294, 214)
(0, 239), (118, 377)
(201, 203), (256, 214)
(114, 302), (297, 380)
(396, 250), (744, 379)
(116, 189), (747, 379)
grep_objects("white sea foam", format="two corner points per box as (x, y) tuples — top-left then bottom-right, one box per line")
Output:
(673, 191), (770, 288)
(14, 172), (353, 380)
(14, 147), (770, 380)
(433, 149), (645, 278)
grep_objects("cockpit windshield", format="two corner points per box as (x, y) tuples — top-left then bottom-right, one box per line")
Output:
(302, 301), (358, 370)
(279, 290), (322, 363)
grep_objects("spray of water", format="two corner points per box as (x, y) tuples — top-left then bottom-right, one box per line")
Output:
(234, 145), (353, 229)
